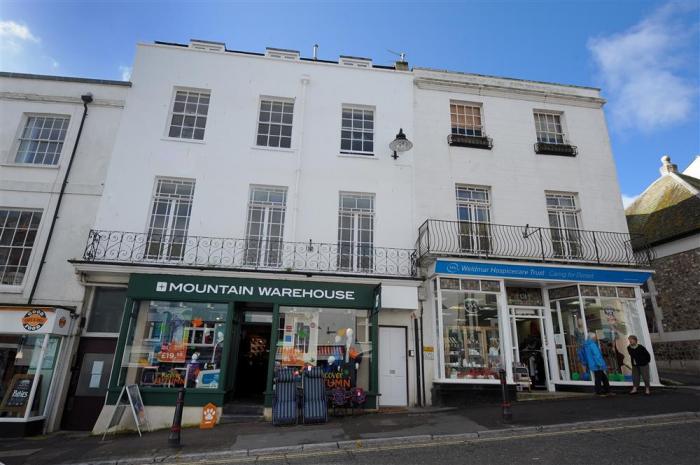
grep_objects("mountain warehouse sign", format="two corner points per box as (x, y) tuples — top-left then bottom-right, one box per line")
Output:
(128, 274), (376, 309)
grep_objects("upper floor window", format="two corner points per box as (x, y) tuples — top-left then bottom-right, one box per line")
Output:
(145, 178), (195, 260)
(0, 208), (42, 285)
(245, 186), (288, 267)
(256, 98), (294, 149)
(15, 116), (69, 165)
(534, 112), (565, 144)
(340, 106), (374, 155)
(455, 185), (491, 254)
(450, 102), (483, 137)
(168, 89), (210, 141)
(338, 192), (374, 271)
(545, 192), (582, 258)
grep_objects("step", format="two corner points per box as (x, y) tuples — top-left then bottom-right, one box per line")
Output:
(222, 403), (264, 416)
(219, 413), (264, 424)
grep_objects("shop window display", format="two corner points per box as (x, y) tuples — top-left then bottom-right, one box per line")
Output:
(440, 285), (503, 381)
(550, 285), (644, 383)
(0, 335), (60, 418)
(276, 307), (372, 392)
(119, 301), (227, 389)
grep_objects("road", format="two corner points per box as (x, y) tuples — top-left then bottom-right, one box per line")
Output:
(174, 418), (700, 465)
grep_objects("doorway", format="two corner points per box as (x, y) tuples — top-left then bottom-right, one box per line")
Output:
(508, 307), (552, 391)
(379, 326), (408, 406)
(232, 309), (272, 404)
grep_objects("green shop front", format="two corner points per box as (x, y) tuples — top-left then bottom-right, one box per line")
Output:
(97, 274), (380, 431)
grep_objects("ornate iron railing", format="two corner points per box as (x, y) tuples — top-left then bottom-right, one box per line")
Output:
(82, 230), (417, 277)
(417, 219), (653, 267)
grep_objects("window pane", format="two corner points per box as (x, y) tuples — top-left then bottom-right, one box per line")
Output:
(119, 301), (228, 389)
(87, 288), (127, 333)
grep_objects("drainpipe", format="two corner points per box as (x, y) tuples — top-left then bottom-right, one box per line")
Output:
(290, 75), (310, 241)
(28, 93), (93, 304)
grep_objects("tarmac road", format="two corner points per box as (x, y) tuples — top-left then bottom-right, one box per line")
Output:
(179, 417), (700, 465)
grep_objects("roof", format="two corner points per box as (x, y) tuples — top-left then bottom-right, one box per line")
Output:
(626, 172), (700, 247)
(0, 71), (132, 87)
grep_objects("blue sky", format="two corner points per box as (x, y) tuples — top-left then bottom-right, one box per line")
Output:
(1, 0), (698, 203)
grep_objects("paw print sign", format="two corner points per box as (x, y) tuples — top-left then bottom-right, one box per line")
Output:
(200, 402), (218, 429)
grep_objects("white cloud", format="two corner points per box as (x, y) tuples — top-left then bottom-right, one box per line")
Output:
(119, 65), (132, 81)
(0, 20), (39, 43)
(622, 194), (639, 209)
(588, 1), (699, 131)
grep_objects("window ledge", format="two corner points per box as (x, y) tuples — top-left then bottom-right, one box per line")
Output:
(0, 285), (24, 294)
(338, 152), (376, 159)
(160, 137), (206, 145)
(0, 162), (60, 169)
(250, 145), (296, 153)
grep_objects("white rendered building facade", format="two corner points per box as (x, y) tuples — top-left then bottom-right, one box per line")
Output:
(67, 39), (657, 432)
(0, 73), (129, 435)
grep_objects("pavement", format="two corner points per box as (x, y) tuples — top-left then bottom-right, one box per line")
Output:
(1, 386), (699, 465)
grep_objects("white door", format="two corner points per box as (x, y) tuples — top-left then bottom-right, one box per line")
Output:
(379, 326), (407, 406)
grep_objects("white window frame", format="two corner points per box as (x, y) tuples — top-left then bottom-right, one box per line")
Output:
(340, 105), (375, 156)
(450, 101), (484, 137)
(10, 113), (71, 166)
(144, 177), (196, 261)
(455, 185), (492, 254)
(545, 191), (582, 258)
(164, 87), (211, 142)
(0, 207), (43, 287)
(255, 96), (295, 149)
(337, 192), (375, 272)
(244, 185), (288, 267)
(534, 111), (567, 145)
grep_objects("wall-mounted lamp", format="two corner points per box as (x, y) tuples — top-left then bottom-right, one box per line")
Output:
(389, 128), (413, 160)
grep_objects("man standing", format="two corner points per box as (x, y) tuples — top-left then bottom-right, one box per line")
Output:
(579, 332), (613, 396)
(627, 335), (652, 395)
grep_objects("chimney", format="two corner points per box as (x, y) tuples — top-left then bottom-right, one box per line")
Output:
(395, 60), (409, 71)
(660, 155), (678, 175)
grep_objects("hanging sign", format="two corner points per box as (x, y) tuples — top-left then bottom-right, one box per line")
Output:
(200, 403), (218, 429)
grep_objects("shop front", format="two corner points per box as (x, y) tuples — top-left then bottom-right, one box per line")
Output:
(0, 306), (73, 437)
(425, 259), (655, 405)
(93, 274), (381, 433)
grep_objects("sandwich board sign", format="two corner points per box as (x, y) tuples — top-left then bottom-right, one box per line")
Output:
(102, 384), (150, 439)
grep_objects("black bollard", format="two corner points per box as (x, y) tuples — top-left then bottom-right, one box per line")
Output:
(499, 369), (512, 422)
(168, 386), (186, 447)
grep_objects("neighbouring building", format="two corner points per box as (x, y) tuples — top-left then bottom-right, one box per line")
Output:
(0, 72), (129, 436)
(626, 156), (700, 374)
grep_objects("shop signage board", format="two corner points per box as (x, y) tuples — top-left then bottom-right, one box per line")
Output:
(102, 384), (149, 439)
(434, 260), (652, 285)
(128, 274), (377, 309)
(200, 402), (217, 429)
(0, 306), (72, 335)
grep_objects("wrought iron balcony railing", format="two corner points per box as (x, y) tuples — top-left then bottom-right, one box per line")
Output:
(417, 219), (653, 267)
(82, 230), (417, 277)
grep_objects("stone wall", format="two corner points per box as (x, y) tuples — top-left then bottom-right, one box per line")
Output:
(653, 247), (700, 333)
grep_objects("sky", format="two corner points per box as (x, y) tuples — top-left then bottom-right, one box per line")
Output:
(1, 0), (698, 205)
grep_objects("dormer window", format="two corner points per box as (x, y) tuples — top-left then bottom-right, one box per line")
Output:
(339, 56), (372, 68)
(265, 48), (300, 60)
(188, 39), (225, 52)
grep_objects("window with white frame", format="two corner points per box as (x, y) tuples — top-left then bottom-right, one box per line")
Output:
(245, 186), (287, 267)
(0, 208), (42, 285)
(450, 102), (483, 137)
(340, 106), (374, 154)
(167, 89), (210, 140)
(455, 185), (491, 253)
(14, 116), (70, 165)
(534, 112), (566, 144)
(256, 98), (294, 148)
(338, 192), (374, 271)
(545, 192), (582, 258)
(145, 178), (195, 260)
